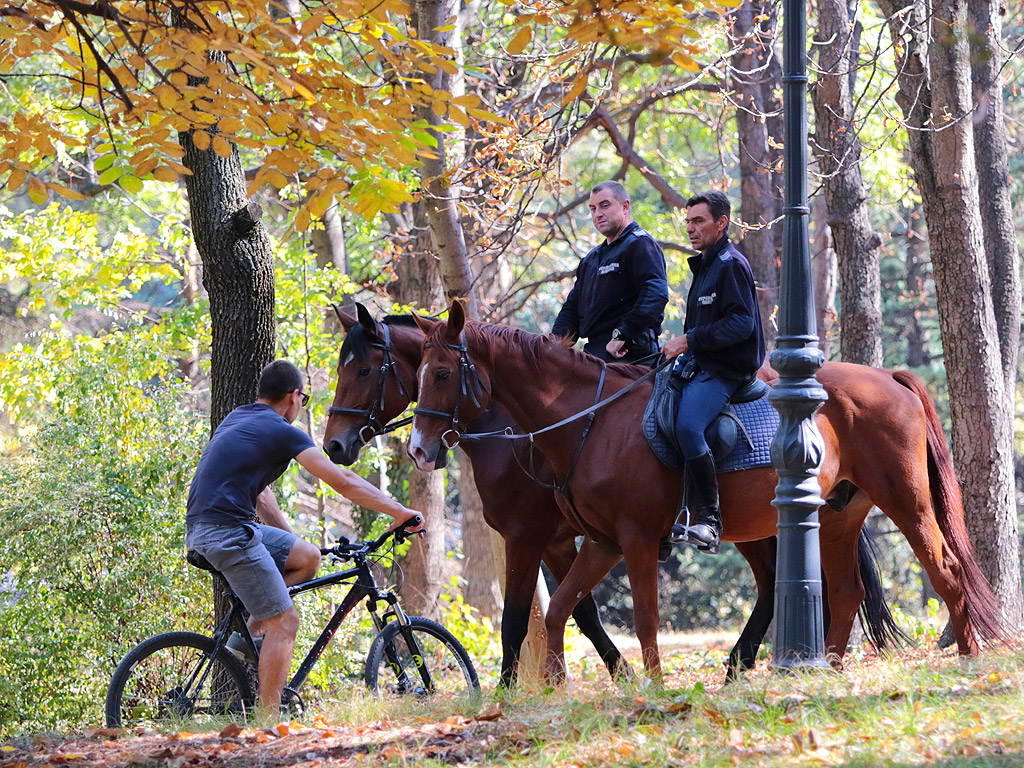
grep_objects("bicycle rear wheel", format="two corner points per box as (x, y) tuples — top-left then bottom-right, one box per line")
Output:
(364, 617), (479, 700)
(105, 632), (253, 728)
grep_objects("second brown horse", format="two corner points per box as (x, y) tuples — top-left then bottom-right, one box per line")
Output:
(409, 302), (1003, 680)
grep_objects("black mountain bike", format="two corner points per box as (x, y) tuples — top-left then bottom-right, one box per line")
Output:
(105, 520), (479, 727)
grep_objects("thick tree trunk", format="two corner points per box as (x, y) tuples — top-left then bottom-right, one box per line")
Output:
(968, 0), (1021, 400)
(813, 0), (883, 367)
(877, 0), (1023, 629)
(180, 130), (276, 430)
(177, 83), (276, 647)
(731, 1), (781, 349)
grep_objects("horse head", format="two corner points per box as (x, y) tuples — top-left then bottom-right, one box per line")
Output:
(409, 300), (493, 471)
(323, 302), (419, 465)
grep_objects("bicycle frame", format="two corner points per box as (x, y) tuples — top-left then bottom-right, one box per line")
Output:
(207, 552), (412, 701)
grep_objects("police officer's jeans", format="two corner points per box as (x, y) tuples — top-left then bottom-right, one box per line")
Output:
(673, 370), (744, 460)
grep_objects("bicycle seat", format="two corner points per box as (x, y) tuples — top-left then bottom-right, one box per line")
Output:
(186, 550), (218, 574)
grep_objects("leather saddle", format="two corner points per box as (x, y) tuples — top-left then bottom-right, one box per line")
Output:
(654, 373), (768, 463)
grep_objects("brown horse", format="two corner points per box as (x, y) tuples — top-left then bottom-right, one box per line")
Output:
(319, 305), (899, 683)
(409, 301), (1003, 679)
(322, 305), (627, 686)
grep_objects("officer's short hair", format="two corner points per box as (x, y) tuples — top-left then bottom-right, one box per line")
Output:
(591, 180), (629, 203)
(686, 190), (731, 222)
(257, 360), (303, 401)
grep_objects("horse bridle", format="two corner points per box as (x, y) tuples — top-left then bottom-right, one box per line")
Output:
(327, 323), (413, 445)
(411, 331), (487, 451)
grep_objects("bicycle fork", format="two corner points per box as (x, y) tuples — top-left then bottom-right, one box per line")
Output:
(368, 596), (434, 695)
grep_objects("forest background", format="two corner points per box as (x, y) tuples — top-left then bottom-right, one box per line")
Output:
(0, 0), (1021, 735)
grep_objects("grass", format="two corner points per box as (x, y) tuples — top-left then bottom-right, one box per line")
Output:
(315, 636), (1024, 768)
(3, 633), (1023, 767)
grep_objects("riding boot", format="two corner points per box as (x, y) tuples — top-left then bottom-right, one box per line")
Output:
(669, 451), (721, 554)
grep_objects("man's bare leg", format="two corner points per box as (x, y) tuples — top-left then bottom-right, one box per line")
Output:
(253, 606), (300, 723)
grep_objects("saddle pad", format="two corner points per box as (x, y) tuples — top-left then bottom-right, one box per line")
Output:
(642, 366), (779, 475)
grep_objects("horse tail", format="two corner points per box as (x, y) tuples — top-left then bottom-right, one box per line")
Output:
(856, 528), (914, 651)
(891, 369), (1006, 644)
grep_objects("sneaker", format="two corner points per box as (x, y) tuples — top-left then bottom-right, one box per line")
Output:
(225, 631), (262, 663)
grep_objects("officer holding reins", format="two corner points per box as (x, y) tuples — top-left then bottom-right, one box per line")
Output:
(552, 181), (669, 365)
(662, 191), (766, 554)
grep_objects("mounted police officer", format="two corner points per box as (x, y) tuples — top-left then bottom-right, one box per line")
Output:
(552, 181), (669, 365)
(662, 191), (766, 554)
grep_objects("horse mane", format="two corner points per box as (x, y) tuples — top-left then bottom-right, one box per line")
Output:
(459, 322), (648, 382)
(383, 314), (432, 328)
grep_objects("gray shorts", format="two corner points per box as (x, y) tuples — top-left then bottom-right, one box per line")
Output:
(186, 522), (297, 621)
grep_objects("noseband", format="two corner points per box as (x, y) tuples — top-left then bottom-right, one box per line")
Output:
(411, 332), (486, 449)
(327, 323), (412, 445)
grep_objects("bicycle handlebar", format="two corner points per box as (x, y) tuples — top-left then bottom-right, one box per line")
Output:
(319, 516), (422, 561)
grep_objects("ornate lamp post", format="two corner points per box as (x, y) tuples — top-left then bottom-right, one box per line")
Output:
(769, 0), (830, 670)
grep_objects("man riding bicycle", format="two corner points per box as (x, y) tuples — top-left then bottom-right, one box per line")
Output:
(185, 360), (423, 721)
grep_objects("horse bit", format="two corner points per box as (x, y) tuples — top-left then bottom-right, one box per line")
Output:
(327, 323), (413, 445)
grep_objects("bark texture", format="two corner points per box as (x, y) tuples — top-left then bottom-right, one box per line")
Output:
(398, 459), (448, 620)
(968, 0), (1021, 396)
(813, 0), (883, 366)
(877, 0), (1023, 628)
(179, 133), (276, 431)
(731, 1), (782, 349)
(810, 195), (838, 360)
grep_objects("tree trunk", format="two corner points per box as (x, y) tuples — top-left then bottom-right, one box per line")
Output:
(813, 0), (883, 367)
(413, 0), (509, 630)
(810, 195), (838, 361)
(387, 198), (449, 619)
(877, 0), (1023, 629)
(457, 455), (503, 624)
(903, 201), (932, 368)
(398, 456), (448, 620)
(968, 0), (1021, 404)
(731, 1), (781, 349)
(180, 132), (276, 430)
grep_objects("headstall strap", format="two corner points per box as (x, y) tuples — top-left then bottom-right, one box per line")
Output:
(327, 322), (413, 443)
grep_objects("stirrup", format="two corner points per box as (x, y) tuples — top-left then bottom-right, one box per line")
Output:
(668, 523), (720, 555)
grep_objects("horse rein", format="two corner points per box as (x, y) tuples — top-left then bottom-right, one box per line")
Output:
(327, 323), (414, 445)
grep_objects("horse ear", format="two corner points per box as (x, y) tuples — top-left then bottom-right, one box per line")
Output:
(355, 302), (379, 337)
(444, 300), (467, 342)
(411, 313), (439, 336)
(333, 303), (357, 331)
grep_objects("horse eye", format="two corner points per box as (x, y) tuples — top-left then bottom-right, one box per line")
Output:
(436, 369), (451, 381)
(358, 367), (371, 378)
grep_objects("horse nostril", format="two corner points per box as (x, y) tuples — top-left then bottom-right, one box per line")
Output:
(326, 439), (342, 456)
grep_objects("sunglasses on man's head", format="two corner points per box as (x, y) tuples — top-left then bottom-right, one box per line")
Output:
(297, 390), (310, 407)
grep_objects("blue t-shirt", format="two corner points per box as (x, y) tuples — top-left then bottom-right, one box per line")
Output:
(186, 404), (315, 527)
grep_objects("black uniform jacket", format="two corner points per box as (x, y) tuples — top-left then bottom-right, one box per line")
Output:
(683, 235), (766, 380)
(552, 222), (669, 345)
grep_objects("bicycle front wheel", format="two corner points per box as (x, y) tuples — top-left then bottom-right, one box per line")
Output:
(364, 617), (479, 700)
(105, 632), (253, 728)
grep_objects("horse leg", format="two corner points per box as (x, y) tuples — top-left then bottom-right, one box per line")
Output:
(729, 537), (778, 680)
(621, 535), (663, 679)
(871, 488), (980, 655)
(543, 539), (622, 683)
(818, 493), (873, 667)
(498, 536), (547, 688)
(542, 536), (630, 681)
